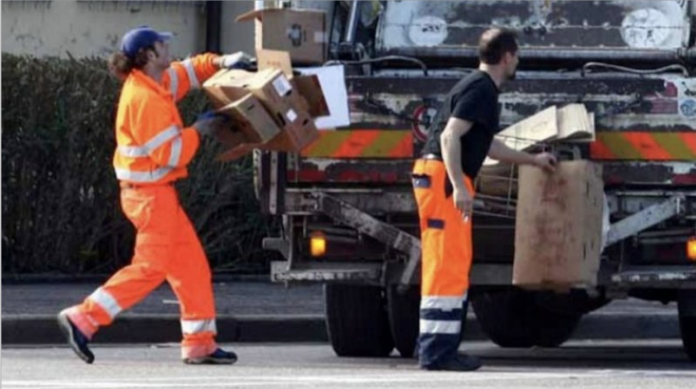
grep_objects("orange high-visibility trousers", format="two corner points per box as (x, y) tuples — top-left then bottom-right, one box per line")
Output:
(63, 185), (218, 359)
(412, 159), (474, 368)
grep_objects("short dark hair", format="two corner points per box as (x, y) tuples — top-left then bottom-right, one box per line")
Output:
(478, 28), (519, 65)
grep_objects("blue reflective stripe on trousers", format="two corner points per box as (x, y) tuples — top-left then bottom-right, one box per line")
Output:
(420, 308), (462, 321)
(427, 219), (445, 229)
(418, 302), (466, 368)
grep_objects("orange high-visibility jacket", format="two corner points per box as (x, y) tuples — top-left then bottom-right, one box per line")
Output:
(113, 54), (219, 185)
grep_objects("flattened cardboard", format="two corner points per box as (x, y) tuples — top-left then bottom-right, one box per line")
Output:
(498, 106), (558, 152)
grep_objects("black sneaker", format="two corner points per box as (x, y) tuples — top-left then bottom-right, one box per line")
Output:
(183, 348), (238, 365)
(423, 353), (482, 372)
(57, 311), (94, 364)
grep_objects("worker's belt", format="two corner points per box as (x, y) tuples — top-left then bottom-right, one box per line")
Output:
(119, 181), (174, 190)
(421, 153), (443, 161)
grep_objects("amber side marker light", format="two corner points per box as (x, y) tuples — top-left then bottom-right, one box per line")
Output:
(310, 231), (327, 257)
(688, 237), (696, 261)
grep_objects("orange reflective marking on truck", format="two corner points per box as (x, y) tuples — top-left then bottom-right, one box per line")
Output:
(301, 130), (414, 158)
(591, 132), (696, 160)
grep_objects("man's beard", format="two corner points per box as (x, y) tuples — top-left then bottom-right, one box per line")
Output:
(507, 70), (517, 81)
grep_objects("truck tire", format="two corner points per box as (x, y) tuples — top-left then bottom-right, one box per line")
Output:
(324, 283), (394, 357)
(677, 290), (696, 362)
(471, 288), (581, 348)
(387, 285), (420, 358)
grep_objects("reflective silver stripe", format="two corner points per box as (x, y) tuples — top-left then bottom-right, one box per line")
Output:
(181, 59), (199, 89)
(167, 136), (183, 167)
(181, 319), (217, 335)
(88, 287), (122, 319)
(118, 125), (181, 158)
(420, 294), (467, 311)
(114, 166), (174, 183)
(420, 319), (461, 335)
(168, 67), (178, 96)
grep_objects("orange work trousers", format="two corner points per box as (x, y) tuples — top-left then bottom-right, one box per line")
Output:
(412, 159), (474, 368)
(63, 185), (218, 359)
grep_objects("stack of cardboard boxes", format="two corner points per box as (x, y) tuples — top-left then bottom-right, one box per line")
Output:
(202, 8), (329, 160)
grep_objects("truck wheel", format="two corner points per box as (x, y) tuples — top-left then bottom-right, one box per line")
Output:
(471, 288), (581, 348)
(324, 283), (394, 357)
(677, 290), (696, 362)
(387, 285), (420, 358)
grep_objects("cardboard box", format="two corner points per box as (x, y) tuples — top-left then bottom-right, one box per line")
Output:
(215, 108), (319, 159)
(236, 9), (327, 65)
(256, 49), (330, 118)
(291, 73), (330, 118)
(513, 161), (604, 291)
(204, 67), (307, 129)
(203, 69), (256, 108)
(260, 108), (319, 152)
(216, 94), (281, 144)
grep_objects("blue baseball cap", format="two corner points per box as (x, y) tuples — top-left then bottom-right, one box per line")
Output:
(120, 26), (173, 59)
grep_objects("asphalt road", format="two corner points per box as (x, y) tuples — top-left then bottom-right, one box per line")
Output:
(3, 340), (695, 389)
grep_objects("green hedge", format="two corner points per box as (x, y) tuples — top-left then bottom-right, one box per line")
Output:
(1, 54), (280, 276)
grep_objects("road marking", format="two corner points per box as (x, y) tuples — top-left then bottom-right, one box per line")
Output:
(10, 369), (693, 388)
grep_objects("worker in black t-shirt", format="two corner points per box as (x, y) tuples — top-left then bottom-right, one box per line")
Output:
(413, 28), (557, 372)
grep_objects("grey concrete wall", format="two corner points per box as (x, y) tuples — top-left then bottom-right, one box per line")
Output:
(1, 0), (257, 58)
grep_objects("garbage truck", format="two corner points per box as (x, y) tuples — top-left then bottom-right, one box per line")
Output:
(252, 0), (696, 360)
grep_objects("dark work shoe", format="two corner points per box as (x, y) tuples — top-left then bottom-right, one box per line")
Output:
(57, 311), (95, 364)
(423, 353), (482, 372)
(183, 348), (238, 365)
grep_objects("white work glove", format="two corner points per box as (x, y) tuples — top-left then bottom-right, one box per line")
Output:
(220, 52), (254, 70)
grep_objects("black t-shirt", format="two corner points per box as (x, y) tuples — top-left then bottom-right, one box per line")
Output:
(422, 70), (500, 179)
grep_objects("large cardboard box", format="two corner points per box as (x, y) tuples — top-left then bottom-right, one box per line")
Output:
(216, 94), (281, 144)
(513, 161), (604, 291)
(236, 9), (327, 65)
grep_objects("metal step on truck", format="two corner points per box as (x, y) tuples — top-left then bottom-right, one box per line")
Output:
(253, 1), (696, 360)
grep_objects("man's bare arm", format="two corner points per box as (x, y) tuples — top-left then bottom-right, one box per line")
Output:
(441, 117), (474, 218)
(487, 138), (536, 164)
(488, 138), (557, 170)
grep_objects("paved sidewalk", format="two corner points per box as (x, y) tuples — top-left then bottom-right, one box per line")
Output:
(1, 280), (324, 316)
(1, 280), (681, 346)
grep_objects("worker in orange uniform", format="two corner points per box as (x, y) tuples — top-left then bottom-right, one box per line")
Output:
(413, 28), (557, 371)
(57, 26), (251, 365)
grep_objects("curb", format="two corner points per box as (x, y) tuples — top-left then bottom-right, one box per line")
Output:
(2, 314), (327, 345)
(2, 314), (681, 346)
